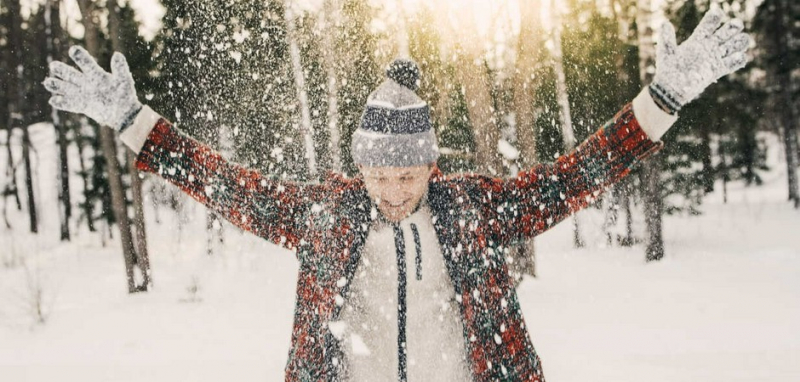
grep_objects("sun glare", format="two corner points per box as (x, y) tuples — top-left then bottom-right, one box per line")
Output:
(397, 0), (523, 39)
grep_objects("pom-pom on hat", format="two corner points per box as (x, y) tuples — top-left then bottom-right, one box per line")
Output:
(351, 59), (439, 168)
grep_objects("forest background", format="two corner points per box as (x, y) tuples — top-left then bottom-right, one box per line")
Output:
(1, 0), (799, 380)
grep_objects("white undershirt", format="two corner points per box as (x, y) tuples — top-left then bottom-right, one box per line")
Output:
(335, 205), (471, 381)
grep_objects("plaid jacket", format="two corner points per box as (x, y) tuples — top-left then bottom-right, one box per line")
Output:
(133, 102), (662, 381)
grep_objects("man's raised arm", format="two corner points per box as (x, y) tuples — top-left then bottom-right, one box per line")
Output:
(43, 46), (321, 253)
(486, 8), (750, 243)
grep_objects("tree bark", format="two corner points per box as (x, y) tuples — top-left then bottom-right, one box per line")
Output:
(774, 0), (799, 208)
(514, 0), (543, 170)
(8, 0), (38, 234)
(509, 0), (544, 279)
(206, 209), (225, 256)
(320, 0), (342, 172)
(46, 0), (72, 241)
(454, 51), (502, 175)
(394, 0), (410, 57)
(284, 0), (318, 179)
(550, 0), (584, 248)
(2, 26), (21, 214)
(76, 120), (96, 232)
(609, 0), (638, 247)
(108, 0), (151, 288)
(77, 0), (144, 293)
(637, 0), (665, 261)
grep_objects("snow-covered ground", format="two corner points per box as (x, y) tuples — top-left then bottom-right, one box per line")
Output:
(1, 124), (798, 381)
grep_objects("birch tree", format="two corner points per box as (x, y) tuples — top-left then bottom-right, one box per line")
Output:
(284, 0), (318, 179)
(319, 0), (342, 171)
(550, 0), (584, 248)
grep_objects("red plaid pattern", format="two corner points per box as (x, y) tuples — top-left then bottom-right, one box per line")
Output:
(135, 103), (661, 381)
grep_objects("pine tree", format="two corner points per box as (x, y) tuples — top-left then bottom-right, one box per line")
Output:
(753, 0), (800, 208)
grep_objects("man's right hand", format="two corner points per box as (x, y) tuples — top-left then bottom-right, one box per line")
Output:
(43, 46), (143, 132)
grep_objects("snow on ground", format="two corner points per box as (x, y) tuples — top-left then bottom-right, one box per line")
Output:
(1, 125), (798, 381)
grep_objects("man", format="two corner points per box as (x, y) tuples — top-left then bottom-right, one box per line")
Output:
(43, 8), (749, 382)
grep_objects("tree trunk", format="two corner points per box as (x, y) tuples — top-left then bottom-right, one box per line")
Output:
(46, 0), (71, 241)
(550, 0), (584, 248)
(774, 0), (799, 208)
(609, 0), (637, 247)
(3, 0), (23, 216)
(637, 0), (665, 261)
(8, 0), (38, 234)
(514, 0), (543, 170)
(206, 209), (224, 256)
(77, 0), (144, 293)
(284, 0), (318, 180)
(454, 52), (502, 175)
(509, 0), (544, 279)
(394, 0), (410, 57)
(76, 120), (96, 232)
(108, 0), (151, 288)
(21, 123), (36, 234)
(3, 126), (23, 214)
(320, 0), (342, 172)
(701, 125), (714, 193)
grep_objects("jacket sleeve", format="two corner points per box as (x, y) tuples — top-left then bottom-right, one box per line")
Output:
(120, 106), (323, 253)
(487, 89), (677, 243)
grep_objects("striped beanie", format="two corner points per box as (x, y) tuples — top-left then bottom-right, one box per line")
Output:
(351, 59), (439, 167)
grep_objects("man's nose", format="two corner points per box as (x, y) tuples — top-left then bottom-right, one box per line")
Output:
(383, 187), (409, 201)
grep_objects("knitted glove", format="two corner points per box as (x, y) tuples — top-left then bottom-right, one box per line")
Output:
(43, 46), (142, 132)
(650, 7), (750, 114)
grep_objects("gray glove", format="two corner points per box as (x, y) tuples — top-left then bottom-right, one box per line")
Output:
(650, 7), (750, 114)
(43, 46), (142, 132)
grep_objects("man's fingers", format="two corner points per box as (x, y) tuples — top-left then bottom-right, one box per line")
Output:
(49, 61), (83, 84)
(111, 52), (132, 79)
(714, 18), (744, 41)
(694, 7), (725, 38)
(721, 33), (750, 57)
(723, 52), (748, 73)
(68, 46), (105, 76)
(49, 95), (83, 114)
(43, 77), (80, 95)
(658, 22), (678, 58)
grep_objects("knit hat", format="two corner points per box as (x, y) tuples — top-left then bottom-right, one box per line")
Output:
(351, 59), (439, 168)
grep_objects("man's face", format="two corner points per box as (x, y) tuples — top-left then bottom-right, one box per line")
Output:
(359, 164), (435, 222)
